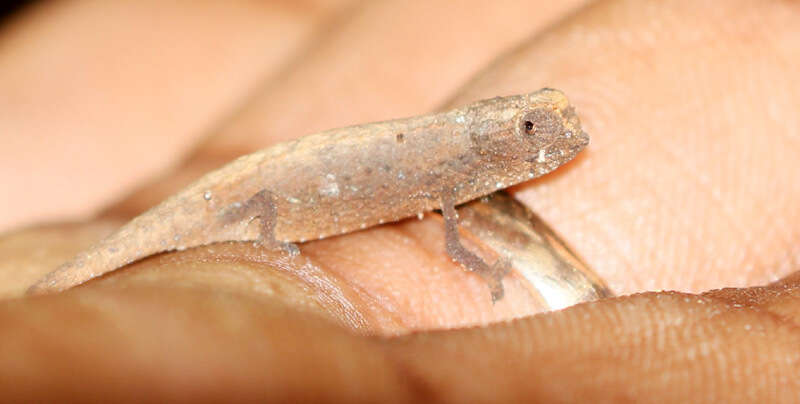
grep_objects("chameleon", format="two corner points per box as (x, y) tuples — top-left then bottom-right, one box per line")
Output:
(28, 88), (589, 300)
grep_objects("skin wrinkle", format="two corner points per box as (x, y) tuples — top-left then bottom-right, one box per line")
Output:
(306, 234), (426, 331)
(700, 290), (800, 331)
(703, 277), (800, 324)
(301, 244), (412, 332)
(311, 228), (457, 330)
(91, 246), (380, 332)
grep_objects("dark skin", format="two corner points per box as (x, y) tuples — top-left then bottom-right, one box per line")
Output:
(2, 0), (800, 401)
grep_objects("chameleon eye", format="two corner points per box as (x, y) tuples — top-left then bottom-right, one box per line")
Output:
(524, 120), (535, 134)
(519, 110), (546, 137)
(518, 108), (564, 145)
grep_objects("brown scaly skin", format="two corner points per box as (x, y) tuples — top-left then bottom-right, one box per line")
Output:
(29, 89), (588, 295)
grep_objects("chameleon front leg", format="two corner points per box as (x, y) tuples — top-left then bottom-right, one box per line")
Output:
(243, 190), (300, 256)
(440, 190), (510, 302)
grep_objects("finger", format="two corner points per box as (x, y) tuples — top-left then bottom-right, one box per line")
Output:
(447, 0), (800, 294)
(2, 270), (798, 401)
(385, 275), (800, 402)
(0, 0), (352, 231)
(70, 229), (554, 332)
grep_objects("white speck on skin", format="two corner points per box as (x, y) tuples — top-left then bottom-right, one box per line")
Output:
(287, 196), (301, 204)
(173, 235), (181, 241)
(203, 190), (212, 201)
(455, 115), (466, 124)
(417, 212), (424, 220)
(537, 149), (547, 163)
(495, 182), (503, 188)
(360, 223), (367, 229)
(318, 173), (340, 197)
(378, 219), (385, 224)
(528, 172), (535, 178)
(397, 171), (405, 180)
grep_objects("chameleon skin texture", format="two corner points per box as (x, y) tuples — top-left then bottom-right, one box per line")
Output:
(29, 89), (589, 294)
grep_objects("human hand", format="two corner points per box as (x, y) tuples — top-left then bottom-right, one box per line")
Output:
(1, 0), (799, 401)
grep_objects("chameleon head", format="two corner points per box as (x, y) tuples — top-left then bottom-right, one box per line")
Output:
(513, 88), (590, 176)
(460, 88), (589, 183)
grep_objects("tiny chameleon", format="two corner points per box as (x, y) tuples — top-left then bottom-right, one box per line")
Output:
(28, 88), (589, 301)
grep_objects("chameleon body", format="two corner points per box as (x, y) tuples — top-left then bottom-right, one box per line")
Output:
(29, 89), (589, 297)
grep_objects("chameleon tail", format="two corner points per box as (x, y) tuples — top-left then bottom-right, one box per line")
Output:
(27, 155), (265, 295)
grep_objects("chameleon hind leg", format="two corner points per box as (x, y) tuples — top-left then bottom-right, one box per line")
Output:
(440, 189), (510, 302)
(243, 190), (300, 257)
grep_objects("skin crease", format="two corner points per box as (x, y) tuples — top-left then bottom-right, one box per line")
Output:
(1, 0), (800, 402)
